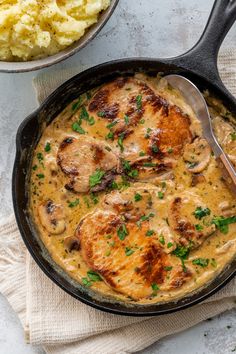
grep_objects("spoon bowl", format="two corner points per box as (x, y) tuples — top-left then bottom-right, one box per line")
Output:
(165, 74), (236, 194)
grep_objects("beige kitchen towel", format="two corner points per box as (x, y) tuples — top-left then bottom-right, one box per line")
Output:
(0, 49), (236, 354)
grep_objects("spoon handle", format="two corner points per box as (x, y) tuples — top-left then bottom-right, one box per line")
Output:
(216, 153), (236, 195)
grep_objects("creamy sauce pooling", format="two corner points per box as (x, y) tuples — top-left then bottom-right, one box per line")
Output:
(30, 74), (236, 304)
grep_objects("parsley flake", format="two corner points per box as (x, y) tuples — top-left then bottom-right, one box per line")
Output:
(134, 193), (142, 202)
(106, 120), (118, 129)
(124, 115), (129, 124)
(72, 121), (86, 134)
(192, 258), (209, 267)
(89, 169), (105, 188)
(117, 224), (129, 240)
(159, 234), (165, 245)
(136, 95), (142, 110)
(68, 199), (80, 208)
(193, 207), (211, 220)
(125, 247), (135, 256)
(44, 142), (51, 152)
(146, 230), (155, 236)
(212, 215), (236, 234)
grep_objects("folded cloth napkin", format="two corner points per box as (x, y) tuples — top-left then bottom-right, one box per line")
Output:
(1, 49), (236, 354)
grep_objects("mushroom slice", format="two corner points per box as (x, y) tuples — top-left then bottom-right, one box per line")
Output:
(38, 200), (66, 235)
(64, 236), (80, 252)
(183, 137), (211, 173)
(169, 193), (216, 248)
(218, 201), (236, 217)
(57, 136), (119, 193)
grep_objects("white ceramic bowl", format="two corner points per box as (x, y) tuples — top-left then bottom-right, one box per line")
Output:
(0, 0), (119, 73)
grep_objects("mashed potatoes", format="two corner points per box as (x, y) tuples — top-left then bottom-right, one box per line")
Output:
(0, 0), (111, 61)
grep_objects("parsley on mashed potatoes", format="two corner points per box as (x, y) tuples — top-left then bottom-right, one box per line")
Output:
(0, 0), (111, 61)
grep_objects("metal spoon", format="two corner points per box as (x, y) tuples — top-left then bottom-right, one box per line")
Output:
(165, 74), (236, 194)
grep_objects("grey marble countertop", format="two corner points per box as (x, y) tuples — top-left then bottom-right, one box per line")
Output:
(0, 0), (235, 353)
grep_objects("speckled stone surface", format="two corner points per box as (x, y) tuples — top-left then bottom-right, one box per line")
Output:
(0, 1), (235, 353)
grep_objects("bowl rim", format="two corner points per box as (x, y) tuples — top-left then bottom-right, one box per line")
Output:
(0, 0), (119, 73)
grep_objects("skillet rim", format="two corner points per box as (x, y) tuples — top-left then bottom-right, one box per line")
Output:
(12, 58), (236, 316)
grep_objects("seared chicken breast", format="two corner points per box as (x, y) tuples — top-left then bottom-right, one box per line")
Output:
(88, 76), (194, 182)
(76, 187), (193, 299)
(57, 136), (119, 193)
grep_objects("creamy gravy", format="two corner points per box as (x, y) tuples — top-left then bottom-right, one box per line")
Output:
(30, 74), (236, 304)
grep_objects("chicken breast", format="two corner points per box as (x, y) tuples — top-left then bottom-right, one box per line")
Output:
(57, 136), (119, 193)
(76, 187), (193, 299)
(88, 76), (194, 182)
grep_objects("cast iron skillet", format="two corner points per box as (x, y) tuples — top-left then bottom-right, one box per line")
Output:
(13, 0), (236, 316)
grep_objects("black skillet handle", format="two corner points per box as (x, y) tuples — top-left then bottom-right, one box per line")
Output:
(168, 0), (236, 90)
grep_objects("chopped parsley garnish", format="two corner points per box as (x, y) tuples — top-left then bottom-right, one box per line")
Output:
(159, 234), (165, 245)
(72, 97), (82, 111)
(32, 165), (38, 171)
(136, 95), (142, 110)
(143, 162), (156, 167)
(110, 180), (119, 190)
(139, 151), (146, 156)
(134, 193), (142, 202)
(152, 145), (159, 153)
(106, 131), (114, 140)
(172, 245), (190, 272)
(82, 278), (92, 287)
(122, 159), (131, 171)
(90, 192), (99, 205)
(37, 152), (44, 163)
(88, 116), (95, 125)
(146, 229), (155, 236)
(212, 215), (236, 234)
(125, 247), (135, 256)
(118, 133), (125, 152)
(167, 242), (173, 248)
(172, 245), (189, 259)
(192, 258), (209, 268)
(106, 120), (118, 129)
(36, 173), (44, 179)
(151, 283), (159, 296)
(117, 224), (129, 240)
(122, 160), (138, 178)
(128, 169), (139, 178)
(158, 191), (164, 199)
(80, 106), (89, 120)
(145, 127), (152, 138)
(193, 207), (211, 220)
(188, 162), (198, 169)
(83, 196), (90, 208)
(124, 115), (129, 124)
(82, 270), (102, 287)
(167, 147), (173, 153)
(195, 224), (203, 231)
(97, 111), (105, 117)
(89, 169), (105, 188)
(44, 142), (51, 152)
(164, 266), (173, 271)
(136, 212), (155, 228)
(139, 118), (145, 124)
(230, 131), (236, 141)
(87, 270), (102, 282)
(105, 250), (111, 257)
(161, 181), (166, 188)
(72, 121), (86, 134)
(68, 199), (80, 208)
